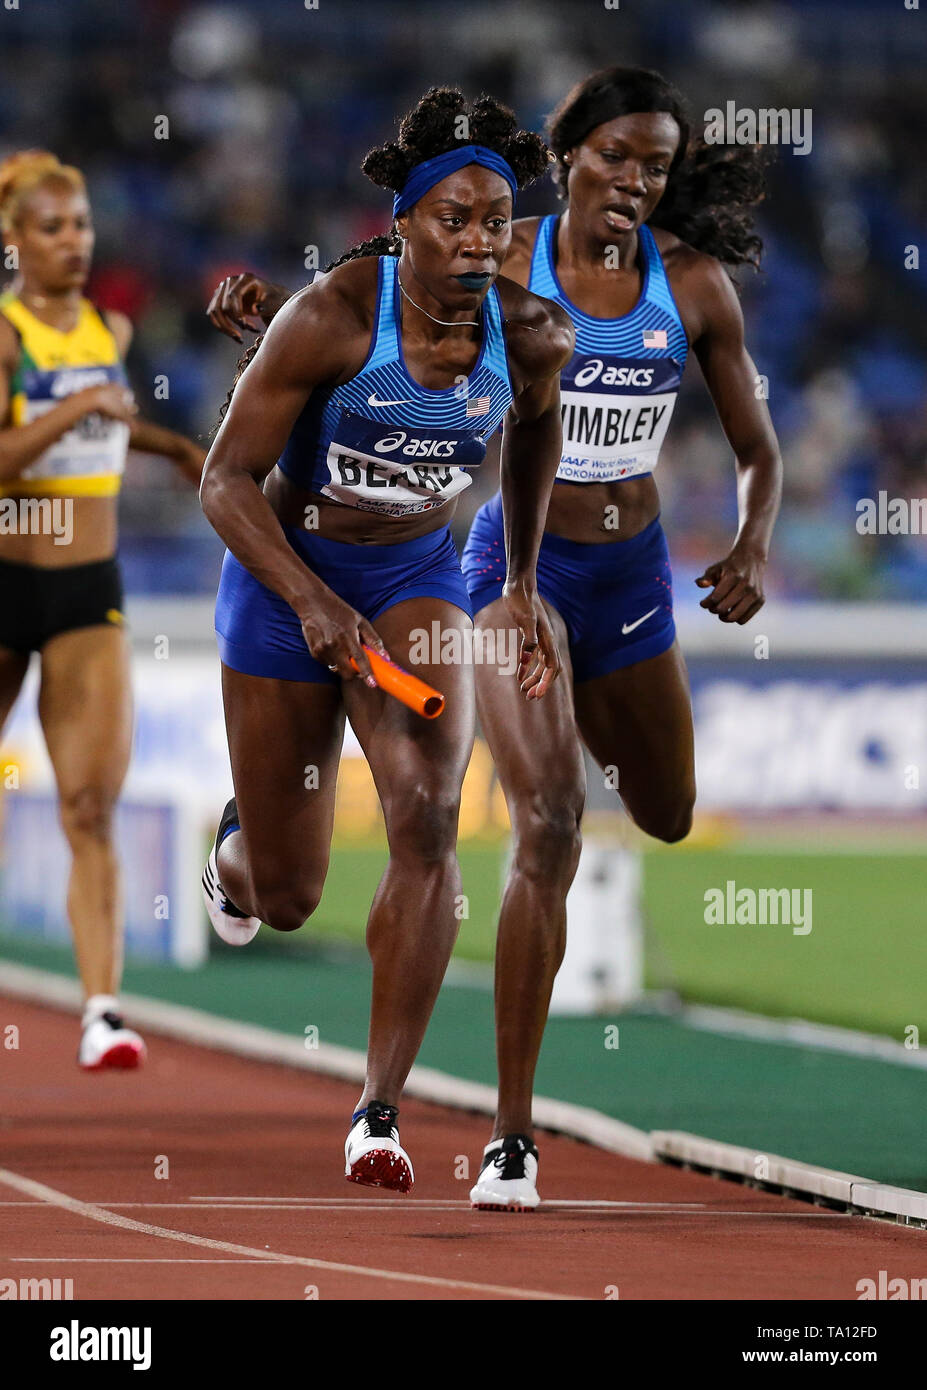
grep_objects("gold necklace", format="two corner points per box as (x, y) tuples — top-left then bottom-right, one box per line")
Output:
(397, 273), (481, 328)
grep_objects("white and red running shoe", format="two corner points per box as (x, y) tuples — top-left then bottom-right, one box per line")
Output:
(78, 1010), (146, 1071)
(345, 1101), (414, 1193)
(202, 797), (261, 946)
(469, 1134), (540, 1211)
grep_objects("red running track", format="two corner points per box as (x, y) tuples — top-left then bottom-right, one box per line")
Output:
(1, 997), (924, 1301)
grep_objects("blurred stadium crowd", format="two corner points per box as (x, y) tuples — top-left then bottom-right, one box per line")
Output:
(1, 0), (924, 602)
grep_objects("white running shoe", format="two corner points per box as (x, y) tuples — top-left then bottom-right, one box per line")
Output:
(345, 1101), (414, 1193)
(469, 1134), (540, 1211)
(78, 1011), (146, 1071)
(202, 798), (261, 946)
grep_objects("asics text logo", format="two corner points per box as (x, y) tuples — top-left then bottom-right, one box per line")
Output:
(573, 359), (655, 389)
(374, 431), (458, 459)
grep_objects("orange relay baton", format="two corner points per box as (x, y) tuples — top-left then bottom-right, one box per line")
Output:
(350, 644), (445, 719)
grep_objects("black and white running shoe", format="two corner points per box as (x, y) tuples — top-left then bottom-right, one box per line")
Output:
(469, 1134), (540, 1211)
(202, 797), (261, 946)
(345, 1100), (414, 1193)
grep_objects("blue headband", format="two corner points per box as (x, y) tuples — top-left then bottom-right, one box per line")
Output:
(392, 144), (517, 218)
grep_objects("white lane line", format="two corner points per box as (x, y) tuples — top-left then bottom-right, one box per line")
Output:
(5, 1202), (713, 1213)
(2, 1206), (850, 1219)
(185, 1196), (709, 1209)
(5, 1201), (701, 1212)
(2, 1198), (707, 1210)
(0, 1167), (580, 1301)
(0, 1199), (849, 1217)
(679, 1002), (927, 1070)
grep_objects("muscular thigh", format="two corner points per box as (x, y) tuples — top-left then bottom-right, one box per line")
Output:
(38, 626), (133, 799)
(573, 639), (695, 813)
(221, 664), (345, 881)
(342, 598), (475, 838)
(472, 597), (586, 820)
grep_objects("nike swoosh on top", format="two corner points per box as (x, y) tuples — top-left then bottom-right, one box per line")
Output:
(368, 394), (413, 407)
(621, 605), (660, 635)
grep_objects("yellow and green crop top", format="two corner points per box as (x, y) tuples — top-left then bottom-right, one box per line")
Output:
(0, 291), (130, 497)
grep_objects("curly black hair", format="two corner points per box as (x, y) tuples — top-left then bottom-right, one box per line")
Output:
(327, 85), (551, 270)
(548, 66), (769, 273)
(361, 86), (550, 199)
(217, 87), (550, 423)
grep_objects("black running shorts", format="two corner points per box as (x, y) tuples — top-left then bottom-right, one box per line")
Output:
(0, 555), (126, 654)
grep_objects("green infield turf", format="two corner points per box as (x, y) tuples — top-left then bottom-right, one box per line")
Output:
(641, 845), (926, 1038)
(282, 842), (503, 962)
(282, 840), (926, 1039)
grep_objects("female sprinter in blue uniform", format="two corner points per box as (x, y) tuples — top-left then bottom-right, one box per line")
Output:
(211, 70), (783, 1211)
(459, 67), (783, 1208)
(208, 73), (783, 1206)
(199, 90), (573, 1193)
(0, 151), (205, 1070)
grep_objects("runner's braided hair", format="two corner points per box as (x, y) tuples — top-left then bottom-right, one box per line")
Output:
(217, 88), (550, 422)
(548, 66), (770, 274)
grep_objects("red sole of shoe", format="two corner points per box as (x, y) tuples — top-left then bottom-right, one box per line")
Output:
(81, 1043), (144, 1071)
(346, 1148), (413, 1193)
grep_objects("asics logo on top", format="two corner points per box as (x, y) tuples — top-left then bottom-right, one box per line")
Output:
(621, 606), (660, 635)
(367, 393), (414, 407)
(573, 359), (656, 389)
(51, 368), (110, 397)
(373, 430), (459, 458)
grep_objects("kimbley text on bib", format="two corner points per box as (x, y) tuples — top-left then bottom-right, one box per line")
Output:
(557, 354), (682, 483)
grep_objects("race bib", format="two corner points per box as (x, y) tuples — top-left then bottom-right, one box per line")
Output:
(557, 354), (682, 483)
(19, 365), (129, 482)
(322, 411), (485, 517)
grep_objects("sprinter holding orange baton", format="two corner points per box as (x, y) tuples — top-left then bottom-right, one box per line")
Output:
(351, 645), (445, 719)
(199, 89), (572, 1192)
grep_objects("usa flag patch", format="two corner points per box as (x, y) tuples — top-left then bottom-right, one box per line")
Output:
(465, 396), (491, 417)
(642, 329), (668, 348)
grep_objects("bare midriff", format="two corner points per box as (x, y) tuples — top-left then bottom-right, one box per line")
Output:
(0, 493), (117, 567)
(264, 467), (458, 545)
(544, 471), (660, 543)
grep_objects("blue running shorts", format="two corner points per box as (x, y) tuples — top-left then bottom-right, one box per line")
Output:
(216, 524), (473, 683)
(461, 491), (675, 683)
